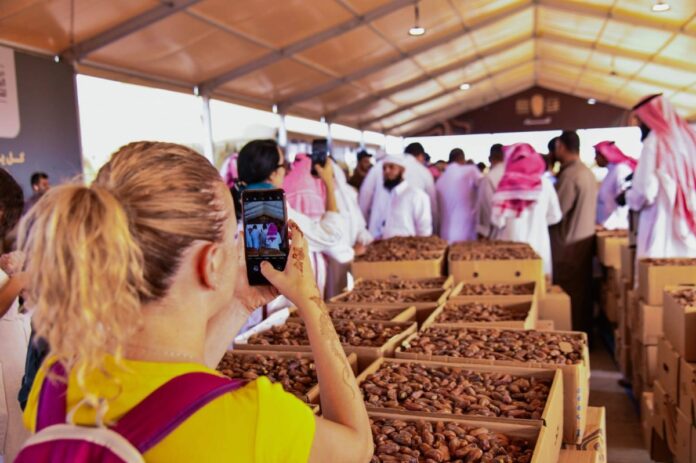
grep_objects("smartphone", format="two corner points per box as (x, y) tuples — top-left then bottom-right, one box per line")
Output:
(310, 139), (329, 177)
(241, 189), (289, 286)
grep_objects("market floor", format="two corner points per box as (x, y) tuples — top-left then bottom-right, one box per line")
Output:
(590, 344), (652, 463)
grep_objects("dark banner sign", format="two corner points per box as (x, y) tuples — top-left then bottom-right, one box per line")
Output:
(411, 86), (632, 137)
(0, 47), (82, 198)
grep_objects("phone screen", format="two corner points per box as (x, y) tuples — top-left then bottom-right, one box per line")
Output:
(310, 139), (329, 177)
(241, 189), (289, 285)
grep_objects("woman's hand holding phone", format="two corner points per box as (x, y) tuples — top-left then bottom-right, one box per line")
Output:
(259, 221), (320, 312)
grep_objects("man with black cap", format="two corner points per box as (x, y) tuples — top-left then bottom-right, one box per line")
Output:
(348, 150), (373, 190)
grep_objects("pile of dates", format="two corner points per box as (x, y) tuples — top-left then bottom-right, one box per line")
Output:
(355, 277), (447, 291)
(435, 303), (527, 323)
(641, 258), (696, 266)
(449, 242), (540, 261)
(217, 353), (316, 400)
(247, 320), (408, 347)
(456, 282), (535, 296)
(361, 361), (549, 420)
(403, 327), (585, 365)
(357, 236), (448, 262)
(668, 287), (696, 307)
(336, 290), (442, 304)
(328, 306), (402, 321)
(370, 417), (534, 463)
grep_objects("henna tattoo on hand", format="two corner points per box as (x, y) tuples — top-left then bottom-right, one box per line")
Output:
(310, 296), (357, 399)
(291, 247), (305, 273)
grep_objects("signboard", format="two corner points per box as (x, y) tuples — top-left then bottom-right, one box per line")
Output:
(0, 47), (82, 198)
(0, 46), (20, 138)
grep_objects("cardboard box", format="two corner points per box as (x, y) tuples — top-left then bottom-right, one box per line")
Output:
(448, 254), (546, 295)
(597, 232), (628, 269)
(632, 337), (658, 387)
(217, 351), (358, 404)
(537, 319), (555, 330)
(642, 391), (654, 447)
(621, 243), (636, 286)
(601, 288), (618, 323)
(235, 319), (417, 371)
(636, 300), (664, 345)
(565, 407), (606, 463)
(449, 292), (539, 326)
(676, 407), (691, 463)
(356, 357), (563, 449)
(422, 297), (536, 330)
(557, 449), (600, 463)
(539, 286), (572, 331)
(657, 337), (682, 403)
(633, 367), (647, 403)
(654, 380), (678, 453)
(639, 260), (696, 306)
(329, 288), (451, 326)
(664, 287), (696, 362)
(679, 358), (696, 425)
(368, 410), (561, 463)
(395, 326), (590, 445)
(627, 289), (638, 330)
(291, 304), (417, 323)
(351, 275), (454, 291)
(351, 254), (445, 279)
(616, 340), (632, 380)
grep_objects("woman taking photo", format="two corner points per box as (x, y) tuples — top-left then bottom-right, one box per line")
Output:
(19, 142), (373, 462)
(236, 139), (351, 299)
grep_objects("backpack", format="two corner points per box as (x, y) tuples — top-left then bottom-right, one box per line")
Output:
(15, 362), (245, 462)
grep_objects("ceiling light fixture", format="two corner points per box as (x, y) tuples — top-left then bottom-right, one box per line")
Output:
(459, 83), (471, 90)
(652, 1), (670, 12)
(408, 3), (426, 37)
(587, 98), (597, 105)
(272, 104), (278, 114)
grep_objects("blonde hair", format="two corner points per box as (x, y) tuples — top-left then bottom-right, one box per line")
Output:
(18, 142), (227, 390)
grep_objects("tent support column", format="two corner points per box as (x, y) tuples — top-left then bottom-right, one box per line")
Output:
(201, 95), (215, 163)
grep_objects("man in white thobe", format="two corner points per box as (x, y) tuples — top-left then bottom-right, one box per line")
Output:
(489, 144), (562, 276)
(594, 141), (635, 230)
(476, 143), (506, 238)
(359, 143), (437, 230)
(436, 148), (482, 243)
(368, 155), (432, 240)
(627, 94), (696, 259)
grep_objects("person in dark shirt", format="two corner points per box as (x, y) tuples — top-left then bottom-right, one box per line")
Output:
(348, 150), (372, 190)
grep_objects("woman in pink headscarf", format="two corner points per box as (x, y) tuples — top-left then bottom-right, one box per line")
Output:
(627, 94), (696, 259)
(594, 141), (637, 230)
(490, 143), (562, 276)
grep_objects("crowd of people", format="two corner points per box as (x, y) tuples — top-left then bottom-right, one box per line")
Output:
(0, 93), (695, 462)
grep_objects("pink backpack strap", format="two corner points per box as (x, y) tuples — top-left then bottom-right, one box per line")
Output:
(36, 362), (68, 431)
(112, 372), (246, 453)
(36, 362), (246, 453)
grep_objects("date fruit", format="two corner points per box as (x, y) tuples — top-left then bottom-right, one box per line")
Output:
(449, 241), (540, 261)
(370, 417), (534, 463)
(247, 320), (409, 347)
(336, 290), (443, 304)
(435, 302), (527, 323)
(355, 277), (448, 291)
(357, 236), (448, 262)
(361, 362), (550, 420)
(403, 327), (585, 365)
(217, 353), (316, 401)
(456, 282), (536, 296)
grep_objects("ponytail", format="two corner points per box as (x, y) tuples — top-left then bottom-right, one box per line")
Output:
(18, 184), (146, 387)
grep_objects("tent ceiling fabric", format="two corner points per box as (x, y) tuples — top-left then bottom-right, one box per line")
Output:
(2, 0), (695, 135)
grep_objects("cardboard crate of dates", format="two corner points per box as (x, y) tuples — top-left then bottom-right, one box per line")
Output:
(395, 325), (590, 445)
(422, 299), (536, 330)
(638, 258), (696, 306)
(234, 319), (416, 370)
(216, 351), (357, 406)
(289, 304), (417, 323)
(596, 229), (628, 270)
(539, 285), (573, 332)
(355, 358), (563, 451)
(329, 288), (451, 326)
(352, 275), (454, 292)
(448, 241), (546, 295)
(368, 411), (560, 463)
(351, 236), (448, 280)
(664, 286), (696, 362)
(449, 281), (539, 324)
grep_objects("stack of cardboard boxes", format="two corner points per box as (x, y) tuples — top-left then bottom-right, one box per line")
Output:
(635, 260), (696, 462)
